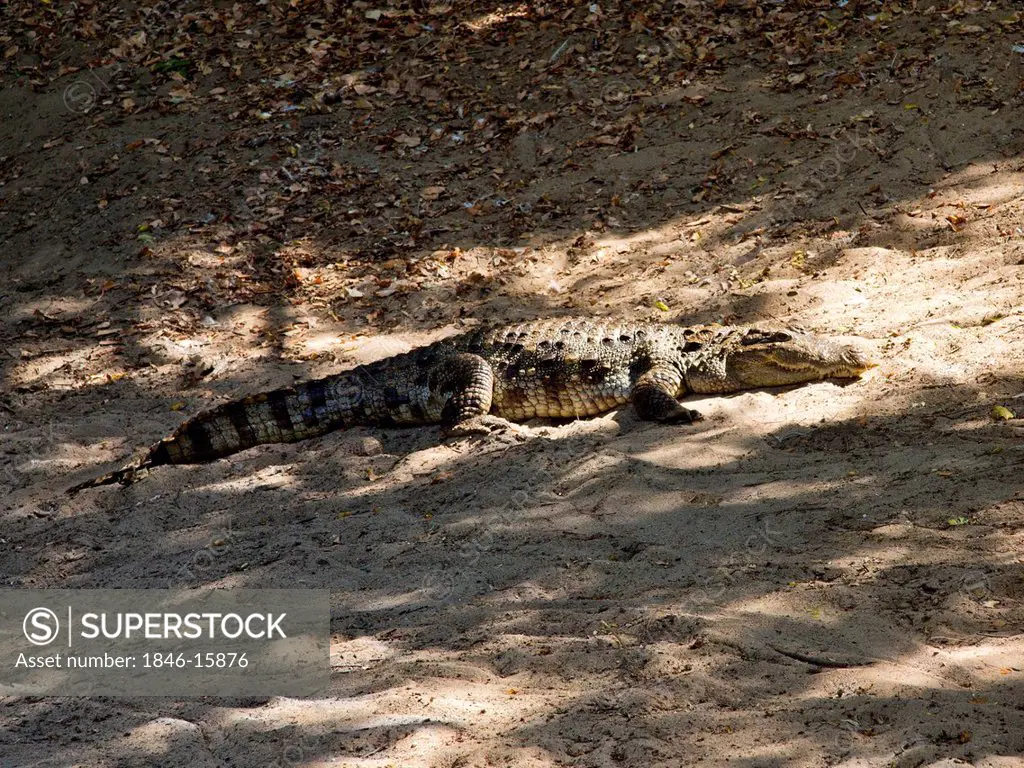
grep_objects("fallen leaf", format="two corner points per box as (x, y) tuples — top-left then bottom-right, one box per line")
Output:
(992, 405), (1015, 421)
(946, 214), (967, 232)
(394, 133), (421, 148)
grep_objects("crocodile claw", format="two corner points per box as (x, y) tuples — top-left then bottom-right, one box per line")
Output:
(443, 414), (527, 439)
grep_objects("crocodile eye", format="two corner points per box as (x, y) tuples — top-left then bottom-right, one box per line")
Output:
(741, 330), (792, 345)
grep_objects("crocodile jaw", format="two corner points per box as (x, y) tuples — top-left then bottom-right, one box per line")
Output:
(724, 332), (875, 390)
(682, 329), (875, 393)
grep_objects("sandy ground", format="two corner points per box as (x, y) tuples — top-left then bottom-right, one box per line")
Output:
(2, 1), (1024, 766)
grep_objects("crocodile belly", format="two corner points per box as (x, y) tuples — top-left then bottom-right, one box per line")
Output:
(491, 367), (632, 420)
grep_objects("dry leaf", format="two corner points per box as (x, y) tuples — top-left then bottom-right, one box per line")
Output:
(992, 405), (1016, 421)
(394, 133), (421, 148)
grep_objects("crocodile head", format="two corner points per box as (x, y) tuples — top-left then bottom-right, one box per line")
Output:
(684, 328), (875, 393)
(724, 329), (875, 390)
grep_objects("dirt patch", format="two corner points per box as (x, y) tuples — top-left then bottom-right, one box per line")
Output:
(2, 1), (1024, 765)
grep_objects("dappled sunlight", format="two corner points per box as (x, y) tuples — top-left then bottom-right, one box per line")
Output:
(728, 742), (806, 765)
(195, 465), (301, 495)
(342, 586), (445, 613)
(115, 718), (204, 763)
(629, 423), (757, 469)
(462, 4), (532, 32)
(213, 694), (457, 762)
(6, 295), (101, 323)
(6, 439), (95, 477)
(4, 0), (1024, 763)
(206, 677), (561, 765)
(932, 165), (1024, 206)
(721, 474), (862, 508)
(331, 635), (396, 671)
(5, 346), (112, 391)
(792, 636), (1024, 698)
(939, 637), (1024, 682)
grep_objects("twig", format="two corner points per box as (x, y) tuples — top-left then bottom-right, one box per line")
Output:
(548, 38), (571, 65)
(768, 644), (872, 669)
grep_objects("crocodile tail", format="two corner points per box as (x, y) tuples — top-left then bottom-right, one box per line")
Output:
(66, 374), (367, 494)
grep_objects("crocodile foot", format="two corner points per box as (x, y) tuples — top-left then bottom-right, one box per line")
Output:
(657, 406), (704, 424)
(443, 414), (529, 439)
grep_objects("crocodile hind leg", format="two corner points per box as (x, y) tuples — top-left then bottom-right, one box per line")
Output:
(631, 363), (702, 423)
(428, 352), (506, 436)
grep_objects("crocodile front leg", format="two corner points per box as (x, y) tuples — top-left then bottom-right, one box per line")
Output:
(631, 363), (702, 423)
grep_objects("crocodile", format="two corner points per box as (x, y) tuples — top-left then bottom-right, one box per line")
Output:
(66, 319), (874, 493)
